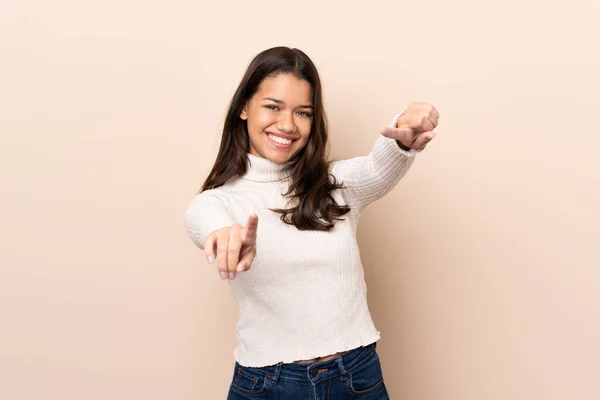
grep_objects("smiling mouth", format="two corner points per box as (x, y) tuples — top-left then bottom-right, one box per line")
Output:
(266, 132), (295, 148)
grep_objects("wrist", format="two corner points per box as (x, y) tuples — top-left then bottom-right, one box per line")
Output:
(395, 140), (412, 151)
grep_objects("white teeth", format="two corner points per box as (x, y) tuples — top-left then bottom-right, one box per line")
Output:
(268, 134), (292, 145)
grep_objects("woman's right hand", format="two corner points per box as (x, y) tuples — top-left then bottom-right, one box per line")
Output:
(204, 214), (259, 280)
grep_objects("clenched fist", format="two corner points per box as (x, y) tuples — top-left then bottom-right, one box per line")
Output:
(204, 214), (258, 280)
(381, 102), (440, 151)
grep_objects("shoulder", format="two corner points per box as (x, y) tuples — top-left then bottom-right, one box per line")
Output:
(187, 187), (230, 212)
(328, 159), (346, 179)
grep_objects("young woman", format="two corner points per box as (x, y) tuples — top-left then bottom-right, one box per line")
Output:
(185, 47), (439, 399)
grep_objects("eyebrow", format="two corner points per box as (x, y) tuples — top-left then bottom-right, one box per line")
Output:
(262, 97), (313, 109)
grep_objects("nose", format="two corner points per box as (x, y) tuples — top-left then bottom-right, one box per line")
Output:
(276, 111), (296, 133)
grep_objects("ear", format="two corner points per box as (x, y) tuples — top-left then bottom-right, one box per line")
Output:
(240, 104), (248, 120)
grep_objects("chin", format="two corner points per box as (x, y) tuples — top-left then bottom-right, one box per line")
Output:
(260, 144), (298, 164)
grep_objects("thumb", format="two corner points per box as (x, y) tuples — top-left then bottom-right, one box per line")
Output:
(380, 126), (413, 139)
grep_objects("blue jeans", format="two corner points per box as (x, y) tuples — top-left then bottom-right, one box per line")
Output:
(227, 342), (389, 399)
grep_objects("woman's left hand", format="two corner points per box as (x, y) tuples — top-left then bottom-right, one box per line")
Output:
(380, 102), (440, 151)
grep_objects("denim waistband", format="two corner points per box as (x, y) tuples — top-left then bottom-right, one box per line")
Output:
(236, 342), (377, 385)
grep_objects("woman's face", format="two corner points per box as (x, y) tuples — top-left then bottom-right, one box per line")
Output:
(241, 73), (313, 164)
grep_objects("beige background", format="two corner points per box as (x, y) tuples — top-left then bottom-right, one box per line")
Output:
(1, 1), (599, 399)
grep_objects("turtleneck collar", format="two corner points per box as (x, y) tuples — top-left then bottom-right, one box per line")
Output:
(242, 153), (292, 182)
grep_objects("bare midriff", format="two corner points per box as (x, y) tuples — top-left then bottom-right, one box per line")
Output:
(295, 350), (347, 364)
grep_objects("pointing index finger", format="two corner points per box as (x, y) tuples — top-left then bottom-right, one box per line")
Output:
(243, 214), (259, 245)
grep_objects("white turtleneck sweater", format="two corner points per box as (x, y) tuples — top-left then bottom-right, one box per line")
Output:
(185, 118), (417, 367)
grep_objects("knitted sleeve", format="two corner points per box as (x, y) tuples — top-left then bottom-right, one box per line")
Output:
(330, 114), (417, 211)
(184, 190), (235, 250)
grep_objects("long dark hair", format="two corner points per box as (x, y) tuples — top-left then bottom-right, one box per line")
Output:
(200, 46), (350, 231)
